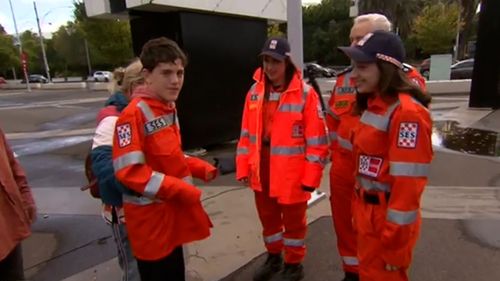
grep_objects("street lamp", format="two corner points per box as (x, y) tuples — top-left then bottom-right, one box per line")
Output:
(8, 0), (31, 91)
(33, 0), (51, 82)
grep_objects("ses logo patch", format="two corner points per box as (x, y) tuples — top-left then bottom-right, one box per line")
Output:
(397, 122), (419, 148)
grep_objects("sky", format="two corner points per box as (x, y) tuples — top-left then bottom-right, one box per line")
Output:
(0, 0), (322, 36)
(1, 0), (77, 36)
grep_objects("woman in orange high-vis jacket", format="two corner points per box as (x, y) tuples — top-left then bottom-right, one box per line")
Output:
(326, 15), (427, 281)
(338, 30), (432, 281)
(236, 37), (329, 281)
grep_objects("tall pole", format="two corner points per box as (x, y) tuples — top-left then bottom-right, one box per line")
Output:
(454, 7), (461, 62)
(8, 0), (31, 91)
(84, 39), (92, 77)
(34, 0), (51, 82)
(287, 0), (303, 70)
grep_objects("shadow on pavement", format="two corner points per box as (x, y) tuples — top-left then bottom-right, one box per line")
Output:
(221, 216), (500, 281)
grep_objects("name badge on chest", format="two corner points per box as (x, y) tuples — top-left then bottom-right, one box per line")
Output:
(145, 114), (174, 135)
(292, 121), (304, 138)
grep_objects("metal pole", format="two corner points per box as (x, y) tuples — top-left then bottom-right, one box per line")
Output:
(287, 0), (304, 70)
(8, 0), (31, 91)
(454, 7), (461, 61)
(84, 39), (92, 78)
(34, 0), (51, 82)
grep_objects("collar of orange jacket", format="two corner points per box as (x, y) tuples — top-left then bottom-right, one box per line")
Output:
(131, 85), (176, 108)
(252, 67), (304, 93)
(367, 94), (398, 113)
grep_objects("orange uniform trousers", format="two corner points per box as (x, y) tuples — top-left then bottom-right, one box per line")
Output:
(329, 162), (358, 273)
(353, 191), (420, 281)
(254, 145), (308, 264)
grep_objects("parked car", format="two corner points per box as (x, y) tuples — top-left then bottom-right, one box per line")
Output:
(21, 74), (49, 83)
(0, 77), (6, 84)
(419, 58), (430, 79)
(92, 71), (111, 82)
(450, 59), (474, 79)
(304, 63), (336, 78)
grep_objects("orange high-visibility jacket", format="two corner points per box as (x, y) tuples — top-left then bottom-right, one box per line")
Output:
(326, 66), (427, 180)
(403, 63), (427, 92)
(326, 68), (358, 181)
(112, 92), (213, 261)
(353, 93), (433, 267)
(236, 68), (329, 204)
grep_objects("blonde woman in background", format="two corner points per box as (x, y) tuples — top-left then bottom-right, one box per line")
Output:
(90, 59), (143, 281)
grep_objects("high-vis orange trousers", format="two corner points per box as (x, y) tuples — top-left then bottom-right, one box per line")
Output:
(330, 169), (358, 273)
(353, 194), (419, 281)
(254, 146), (308, 264)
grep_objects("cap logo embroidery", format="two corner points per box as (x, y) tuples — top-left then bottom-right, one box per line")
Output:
(376, 53), (402, 68)
(357, 33), (373, 46)
(269, 40), (278, 49)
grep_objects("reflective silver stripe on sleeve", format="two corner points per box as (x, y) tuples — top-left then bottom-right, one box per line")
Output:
(306, 136), (329, 146)
(283, 238), (304, 247)
(342, 256), (359, 266)
(278, 103), (304, 113)
(240, 129), (249, 138)
(143, 171), (164, 198)
(122, 194), (158, 206)
(336, 136), (353, 151)
(302, 82), (311, 100)
(271, 146), (305, 155)
(249, 135), (257, 144)
(360, 101), (400, 131)
(390, 162), (430, 177)
(137, 101), (155, 121)
(343, 72), (351, 87)
(326, 108), (340, 120)
(357, 176), (391, 192)
(360, 111), (390, 131)
(113, 151), (146, 172)
(269, 92), (281, 101)
(387, 208), (418, 225)
(329, 131), (338, 141)
(182, 175), (193, 185)
(306, 154), (326, 167)
(237, 147), (249, 155)
(264, 232), (283, 244)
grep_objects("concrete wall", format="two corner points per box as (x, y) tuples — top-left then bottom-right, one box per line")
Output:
(84, 0), (111, 18)
(85, 0), (286, 21)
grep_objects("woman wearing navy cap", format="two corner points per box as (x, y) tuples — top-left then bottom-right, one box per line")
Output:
(236, 37), (329, 281)
(338, 30), (432, 281)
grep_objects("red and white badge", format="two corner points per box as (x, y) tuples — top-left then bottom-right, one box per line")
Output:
(358, 155), (383, 177)
(117, 123), (132, 147)
(398, 122), (418, 148)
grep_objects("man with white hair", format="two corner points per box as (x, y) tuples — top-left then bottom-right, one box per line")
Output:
(325, 13), (426, 281)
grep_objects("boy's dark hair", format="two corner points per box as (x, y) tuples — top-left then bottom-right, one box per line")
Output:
(140, 37), (188, 71)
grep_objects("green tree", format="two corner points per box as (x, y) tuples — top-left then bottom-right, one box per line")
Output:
(458, 0), (480, 59)
(412, 2), (461, 55)
(20, 31), (43, 74)
(0, 24), (6, 35)
(268, 22), (285, 37)
(0, 34), (18, 77)
(303, 0), (352, 65)
(51, 22), (88, 76)
(73, 1), (133, 68)
(359, 0), (424, 38)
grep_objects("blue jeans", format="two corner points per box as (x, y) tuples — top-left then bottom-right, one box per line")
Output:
(111, 222), (140, 281)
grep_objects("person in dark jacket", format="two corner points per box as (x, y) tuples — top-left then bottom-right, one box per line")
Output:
(91, 59), (144, 281)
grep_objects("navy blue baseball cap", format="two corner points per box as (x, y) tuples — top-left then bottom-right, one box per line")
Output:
(260, 37), (291, 61)
(338, 30), (405, 68)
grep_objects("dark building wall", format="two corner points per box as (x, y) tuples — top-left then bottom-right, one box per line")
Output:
(129, 10), (266, 148)
(469, 0), (500, 108)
